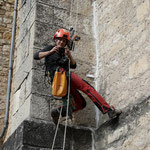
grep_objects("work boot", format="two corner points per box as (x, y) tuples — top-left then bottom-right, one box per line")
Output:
(60, 116), (72, 126)
(108, 106), (122, 119)
(51, 108), (60, 124)
(51, 106), (72, 125)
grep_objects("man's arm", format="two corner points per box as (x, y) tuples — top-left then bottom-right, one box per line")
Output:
(37, 50), (54, 60)
(65, 48), (77, 69)
(34, 45), (53, 60)
(34, 45), (61, 60)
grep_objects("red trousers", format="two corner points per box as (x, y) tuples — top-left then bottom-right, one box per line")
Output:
(70, 73), (111, 114)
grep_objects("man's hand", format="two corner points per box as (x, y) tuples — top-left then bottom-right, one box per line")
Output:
(51, 46), (61, 53)
(65, 48), (76, 66)
(38, 46), (61, 59)
(65, 48), (71, 57)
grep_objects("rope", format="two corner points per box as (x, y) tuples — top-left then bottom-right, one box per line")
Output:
(69, 0), (74, 27)
(62, 59), (71, 150)
(51, 0), (78, 148)
(51, 107), (63, 150)
(51, 59), (71, 150)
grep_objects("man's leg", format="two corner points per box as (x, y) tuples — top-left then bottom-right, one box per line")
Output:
(71, 73), (110, 113)
(70, 73), (121, 117)
(70, 86), (87, 112)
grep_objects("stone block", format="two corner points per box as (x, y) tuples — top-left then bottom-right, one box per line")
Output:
(129, 55), (149, 79)
(32, 47), (45, 71)
(34, 21), (56, 48)
(32, 69), (50, 96)
(53, 0), (71, 10)
(136, 0), (150, 21)
(107, 125), (128, 144)
(18, 5), (36, 45)
(3, 119), (92, 150)
(28, 23), (35, 51)
(108, 40), (126, 59)
(0, 33), (2, 38)
(3, 31), (11, 40)
(19, 79), (26, 107)
(109, 70), (121, 84)
(0, 25), (6, 31)
(37, 0), (54, 6)
(53, 7), (70, 28)
(25, 70), (32, 100)
(71, 0), (92, 17)
(11, 95), (31, 135)
(18, 20), (28, 45)
(73, 33), (95, 64)
(2, 123), (24, 150)
(36, 3), (53, 25)
(26, 4), (36, 31)
(3, 45), (10, 51)
(30, 0), (36, 9)
(3, 18), (12, 24)
(12, 88), (21, 115)
(30, 94), (51, 121)
(16, 32), (30, 71)
(20, 0), (31, 25)
(14, 54), (33, 92)
(54, 7), (92, 35)
(0, 9), (6, 15)
(0, 39), (9, 45)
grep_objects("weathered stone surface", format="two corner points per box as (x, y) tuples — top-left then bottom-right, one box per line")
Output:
(2, 122), (24, 150)
(16, 32), (30, 71)
(2, 1), (150, 150)
(54, 7), (70, 28)
(0, 9), (6, 15)
(129, 55), (149, 79)
(19, 0), (36, 25)
(18, 4), (36, 45)
(37, 0), (54, 6)
(136, 0), (150, 21)
(94, 96), (150, 150)
(10, 95), (31, 135)
(2, 119), (92, 150)
(30, 94), (51, 121)
(53, 0), (71, 10)
(32, 69), (50, 96)
(14, 55), (32, 92)
(33, 21), (56, 48)
(93, 0), (150, 118)
(36, 2), (54, 25)
(71, 0), (93, 17)
(0, 0), (14, 146)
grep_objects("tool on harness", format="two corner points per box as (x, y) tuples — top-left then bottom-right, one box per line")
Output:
(67, 27), (80, 51)
(52, 67), (67, 97)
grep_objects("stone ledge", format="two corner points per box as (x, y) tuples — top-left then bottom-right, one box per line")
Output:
(94, 95), (150, 150)
(2, 119), (92, 150)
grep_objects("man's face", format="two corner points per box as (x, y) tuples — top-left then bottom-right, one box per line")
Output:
(55, 38), (67, 48)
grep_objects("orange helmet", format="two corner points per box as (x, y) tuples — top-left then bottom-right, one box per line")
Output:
(53, 28), (70, 40)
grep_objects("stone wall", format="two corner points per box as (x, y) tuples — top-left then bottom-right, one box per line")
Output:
(2, 0), (150, 149)
(4, 0), (96, 143)
(93, 0), (150, 149)
(0, 0), (14, 145)
(2, 119), (92, 150)
(95, 0), (150, 112)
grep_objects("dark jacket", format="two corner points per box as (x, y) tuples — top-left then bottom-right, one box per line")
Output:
(34, 45), (76, 80)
